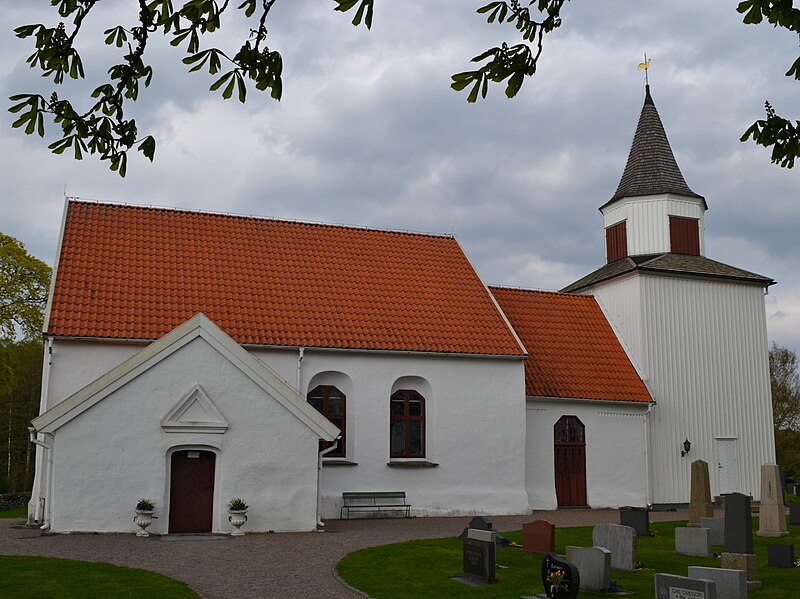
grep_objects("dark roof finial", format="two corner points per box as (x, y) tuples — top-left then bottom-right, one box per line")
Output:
(644, 84), (654, 106)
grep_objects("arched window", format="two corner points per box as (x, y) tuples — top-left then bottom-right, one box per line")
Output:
(390, 389), (425, 458)
(307, 385), (345, 457)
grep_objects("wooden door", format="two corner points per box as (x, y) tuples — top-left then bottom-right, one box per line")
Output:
(554, 416), (587, 507)
(169, 450), (216, 533)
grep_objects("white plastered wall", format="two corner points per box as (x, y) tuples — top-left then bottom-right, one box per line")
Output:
(46, 336), (322, 533)
(39, 339), (530, 521)
(525, 398), (649, 509)
(250, 347), (530, 518)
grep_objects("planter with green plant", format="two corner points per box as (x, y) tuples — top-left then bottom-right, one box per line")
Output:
(227, 498), (248, 536)
(134, 498), (155, 537)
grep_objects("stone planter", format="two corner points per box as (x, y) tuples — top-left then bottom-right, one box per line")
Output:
(228, 509), (248, 536)
(134, 509), (154, 537)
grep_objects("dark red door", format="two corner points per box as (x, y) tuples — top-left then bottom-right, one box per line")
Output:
(554, 416), (587, 507)
(169, 450), (215, 533)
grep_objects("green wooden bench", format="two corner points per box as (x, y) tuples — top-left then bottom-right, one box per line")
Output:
(340, 491), (411, 519)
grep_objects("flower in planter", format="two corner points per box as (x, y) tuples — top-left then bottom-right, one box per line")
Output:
(228, 498), (248, 511)
(136, 498), (154, 511)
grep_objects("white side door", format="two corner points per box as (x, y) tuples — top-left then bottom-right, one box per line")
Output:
(716, 438), (739, 494)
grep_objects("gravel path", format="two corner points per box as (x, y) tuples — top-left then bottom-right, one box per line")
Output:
(0, 509), (690, 598)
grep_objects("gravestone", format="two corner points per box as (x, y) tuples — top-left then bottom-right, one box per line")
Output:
(523, 520), (556, 554)
(675, 526), (711, 557)
(767, 543), (795, 568)
(459, 528), (497, 585)
(619, 507), (649, 537)
(458, 516), (507, 546)
(540, 552), (579, 599)
(654, 573), (716, 599)
(723, 493), (753, 554)
(565, 545), (610, 592)
(688, 567), (746, 599)
(699, 516), (724, 546)
(720, 492), (761, 590)
(791, 503), (800, 526)
(592, 523), (637, 571)
(757, 464), (789, 537)
(688, 460), (714, 526)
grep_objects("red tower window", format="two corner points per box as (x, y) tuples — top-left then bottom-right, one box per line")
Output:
(605, 221), (628, 263)
(669, 216), (700, 255)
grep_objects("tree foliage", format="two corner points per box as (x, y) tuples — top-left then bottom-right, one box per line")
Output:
(0, 340), (43, 493)
(8, 0), (799, 175)
(769, 342), (800, 475)
(0, 233), (52, 341)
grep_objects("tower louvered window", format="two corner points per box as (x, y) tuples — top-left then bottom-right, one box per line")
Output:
(605, 221), (628, 263)
(669, 216), (700, 255)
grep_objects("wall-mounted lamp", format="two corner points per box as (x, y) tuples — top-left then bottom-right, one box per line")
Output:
(681, 438), (691, 457)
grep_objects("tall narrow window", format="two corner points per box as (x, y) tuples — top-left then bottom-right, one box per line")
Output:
(390, 390), (425, 458)
(307, 385), (345, 457)
(669, 216), (700, 255)
(605, 220), (628, 263)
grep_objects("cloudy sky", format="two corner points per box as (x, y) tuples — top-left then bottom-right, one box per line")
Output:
(2, 1), (799, 354)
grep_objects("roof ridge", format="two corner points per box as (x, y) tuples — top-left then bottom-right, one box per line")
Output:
(65, 197), (456, 241)
(489, 285), (585, 298)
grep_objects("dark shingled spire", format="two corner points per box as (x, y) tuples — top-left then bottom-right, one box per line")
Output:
(602, 85), (705, 210)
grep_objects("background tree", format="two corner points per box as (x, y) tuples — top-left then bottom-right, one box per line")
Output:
(8, 0), (799, 175)
(0, 233), (50, 493)
(1, 232), (51, 341)
(0, 340), (44, 493)
(769, 342), (800, 478)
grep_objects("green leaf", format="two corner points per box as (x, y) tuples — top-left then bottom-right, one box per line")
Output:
(785, 56), (800, 80)
(138, 136), (156, 161)
(209, 71), (233, 92)
(236, 71), (246, 103)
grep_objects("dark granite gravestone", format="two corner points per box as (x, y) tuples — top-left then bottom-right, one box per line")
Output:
(469, 516), (492, 530)
(790, 503), (800, 526)
(723, 493), (753, 554)
(523, 520), (556, 554)
(767, 544), (795, 568)
(655, 573), (716, 599)
(619, 507), (649, 537)
(458, 516), (508, 546)
(460, 529), (497, 584)
(540, 553), (579, 599)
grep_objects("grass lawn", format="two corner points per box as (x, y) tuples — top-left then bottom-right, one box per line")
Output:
(0, 556), (201, 599)
(337, 518), (799, 598)
(0, 507), (27, 519)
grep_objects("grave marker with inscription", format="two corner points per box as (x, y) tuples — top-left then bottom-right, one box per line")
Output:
(459, 528), (497, 585)
(654, 573), (716, 599)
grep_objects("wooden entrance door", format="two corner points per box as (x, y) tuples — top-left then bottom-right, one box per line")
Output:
(554, 416), (587, 507)
(169, 450), (216, 533)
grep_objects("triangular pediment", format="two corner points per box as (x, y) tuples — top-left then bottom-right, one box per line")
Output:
(33, 314), (340, 442)
(161, 384), (228, 434)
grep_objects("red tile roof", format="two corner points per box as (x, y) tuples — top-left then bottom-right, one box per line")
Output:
(489, 287), (651, 402)
(47, 200), (525, 356)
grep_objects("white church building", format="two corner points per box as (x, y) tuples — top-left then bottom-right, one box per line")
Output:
(28, 86), (776, 534)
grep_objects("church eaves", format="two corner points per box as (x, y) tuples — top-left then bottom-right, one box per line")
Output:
(601, 85), (706, 210)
